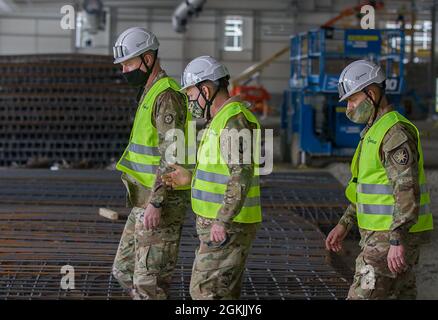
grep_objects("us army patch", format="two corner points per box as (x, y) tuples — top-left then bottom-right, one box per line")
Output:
(164, 114), (174, 124)
(392, 147), (409, 165)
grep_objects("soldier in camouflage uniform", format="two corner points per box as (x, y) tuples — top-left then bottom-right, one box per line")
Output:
(163, 56), (262, 299)
(111, 27), (191, 300)
(189, 104), (260, 300)
(326, 60), (433, 300)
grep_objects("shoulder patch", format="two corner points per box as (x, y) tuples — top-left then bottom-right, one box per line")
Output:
(382, 128), (409, 153)
(225, 113), (257, 131)
(164, 114), (174, 124)
(391, 147), (409, 165)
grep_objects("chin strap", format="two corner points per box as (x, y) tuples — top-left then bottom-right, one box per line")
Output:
(196, 84), (220, 122)
(363, 87), (384, 126)
(136, 51), (158, 103)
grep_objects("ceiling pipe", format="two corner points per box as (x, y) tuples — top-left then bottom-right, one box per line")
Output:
(0, 0), (17, 13)
(172, 0), (207, 33)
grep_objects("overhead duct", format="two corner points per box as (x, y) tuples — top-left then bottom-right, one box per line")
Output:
(75, 0), (109, 49)
(0, 0), (16, 13)
(82, 0), (105, 35)
(172, 0), (207, 33)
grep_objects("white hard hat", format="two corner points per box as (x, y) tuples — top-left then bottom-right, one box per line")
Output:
(180, 55), (230, 91)
(338, 60), (386, 102)
(113, 27), (159, 64)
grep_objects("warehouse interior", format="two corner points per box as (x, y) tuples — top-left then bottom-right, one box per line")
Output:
(0, 0), (437, 300)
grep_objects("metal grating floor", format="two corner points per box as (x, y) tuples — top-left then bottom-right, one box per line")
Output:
(0, 169), (352, 299)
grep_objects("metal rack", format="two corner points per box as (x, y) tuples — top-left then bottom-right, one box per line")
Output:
(0, 54), (137, 167)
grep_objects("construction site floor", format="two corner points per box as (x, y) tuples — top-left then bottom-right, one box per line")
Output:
(0, 169), (353, 300)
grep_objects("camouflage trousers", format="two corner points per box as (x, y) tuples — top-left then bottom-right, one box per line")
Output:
(347, 230), (421, 300)
(189, 216), (259, 300)
(112, 197), (187, 300)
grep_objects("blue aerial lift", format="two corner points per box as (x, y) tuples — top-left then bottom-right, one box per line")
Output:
(281, 28), (406, 166)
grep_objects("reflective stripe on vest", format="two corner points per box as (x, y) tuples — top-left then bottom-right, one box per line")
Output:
(118, 158), (159, 174)
(127, 143), (160, 156)
(195, 169), (260, 186)
(191, 101), (262, 224)
(357, 183), (428, 195)
(357, 203), (430, 215)
(116, 76), (194, 190)
(346, 111), (433, 232)
(192, 190), (260, 207)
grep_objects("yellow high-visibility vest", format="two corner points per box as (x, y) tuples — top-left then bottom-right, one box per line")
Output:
(117, 77), (194, 190)
(191, 101), (262, 223)
(345, 111), (433, 232)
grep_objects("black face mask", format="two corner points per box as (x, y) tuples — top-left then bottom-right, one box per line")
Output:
(123, 58), (149, 88)
(123, 65), (149, 88)
(123, 52), (157, 86)
(123, 53), (157, 102)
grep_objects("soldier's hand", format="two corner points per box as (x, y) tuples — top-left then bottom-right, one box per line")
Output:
(143, 204), (161, 230)
(210, 222), (227, 243)
(162, 164), (192, 188)
(387, 244), (407, 274)
(325, 224), (348, 252)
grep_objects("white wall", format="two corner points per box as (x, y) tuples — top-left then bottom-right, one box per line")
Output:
(0, 0), (434, 99)
(0, 14), (72, 54)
